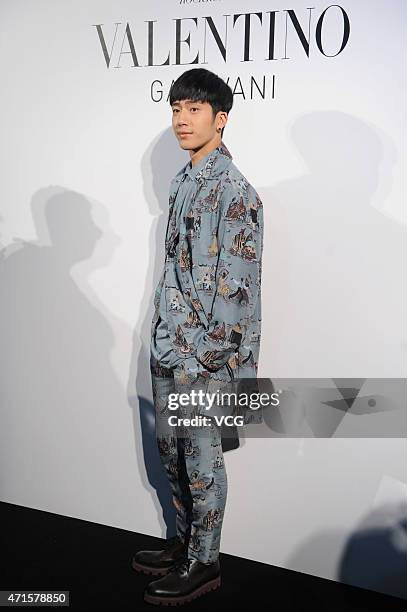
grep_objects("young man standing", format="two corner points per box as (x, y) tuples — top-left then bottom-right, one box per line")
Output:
(132, 68), (264, 605)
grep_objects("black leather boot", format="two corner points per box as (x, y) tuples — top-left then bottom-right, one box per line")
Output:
(144, 556), (221, 605)
(131, 535), (187, 576)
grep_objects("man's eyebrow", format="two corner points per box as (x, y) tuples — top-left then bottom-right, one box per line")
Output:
(171, 100), (203, 106)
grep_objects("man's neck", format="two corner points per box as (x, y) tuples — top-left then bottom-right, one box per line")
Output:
(189, 136), (222, 167)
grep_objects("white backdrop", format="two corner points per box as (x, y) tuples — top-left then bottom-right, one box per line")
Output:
(1, 0), (407, 600)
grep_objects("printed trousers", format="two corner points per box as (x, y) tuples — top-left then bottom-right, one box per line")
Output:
(150, 359), (228, 564)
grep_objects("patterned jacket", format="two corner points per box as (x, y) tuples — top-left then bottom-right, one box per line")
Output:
(150, 141), (264, 384)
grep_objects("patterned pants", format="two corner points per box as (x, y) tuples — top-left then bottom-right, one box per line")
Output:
(150, 359), (228, 564)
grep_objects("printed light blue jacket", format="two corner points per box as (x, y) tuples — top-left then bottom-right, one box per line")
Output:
(150, 141), (264, 383)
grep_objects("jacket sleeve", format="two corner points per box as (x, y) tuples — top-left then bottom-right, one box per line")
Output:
(194, 180), (264, 372)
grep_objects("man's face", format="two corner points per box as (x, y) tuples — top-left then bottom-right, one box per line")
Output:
(171, 99), (223, 151)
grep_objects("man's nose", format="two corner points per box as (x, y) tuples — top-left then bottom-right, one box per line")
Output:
(176, 109), (189, 124)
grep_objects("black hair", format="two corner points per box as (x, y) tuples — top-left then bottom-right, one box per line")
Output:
(169, 68), (233, 138)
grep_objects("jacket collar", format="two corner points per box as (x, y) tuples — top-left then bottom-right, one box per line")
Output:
(172, 141), (233, 187)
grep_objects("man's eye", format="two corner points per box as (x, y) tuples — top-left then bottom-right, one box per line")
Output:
(191, 107), (199, 112)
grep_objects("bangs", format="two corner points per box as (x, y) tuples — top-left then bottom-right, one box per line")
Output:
(169, 69), (233, 115)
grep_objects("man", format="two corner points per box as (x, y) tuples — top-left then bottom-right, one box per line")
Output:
(132, 68), (264, 605)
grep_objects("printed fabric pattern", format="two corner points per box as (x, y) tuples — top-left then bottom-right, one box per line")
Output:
(150, 141), (264, 384)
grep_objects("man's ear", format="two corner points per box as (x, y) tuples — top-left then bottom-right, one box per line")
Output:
(217, 111), (228, 131)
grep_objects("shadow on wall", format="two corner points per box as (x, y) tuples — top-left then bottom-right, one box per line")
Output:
(0, 187), (132, 521)
(0, 131), (190, 535)
(255, 110), (407, 598)
(127, 128), (190, 538)
(260, 110), (406, 377)
(282, 500), (407, 603)
(339, 502), (407, 601)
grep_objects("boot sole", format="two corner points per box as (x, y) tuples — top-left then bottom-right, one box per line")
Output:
(143, 575), (221, 605)
(132, 559), (171, 577)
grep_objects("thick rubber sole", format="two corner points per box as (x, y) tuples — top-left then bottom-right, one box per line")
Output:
(131, 558), (172, 577)
(143, 575), (221, 606)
